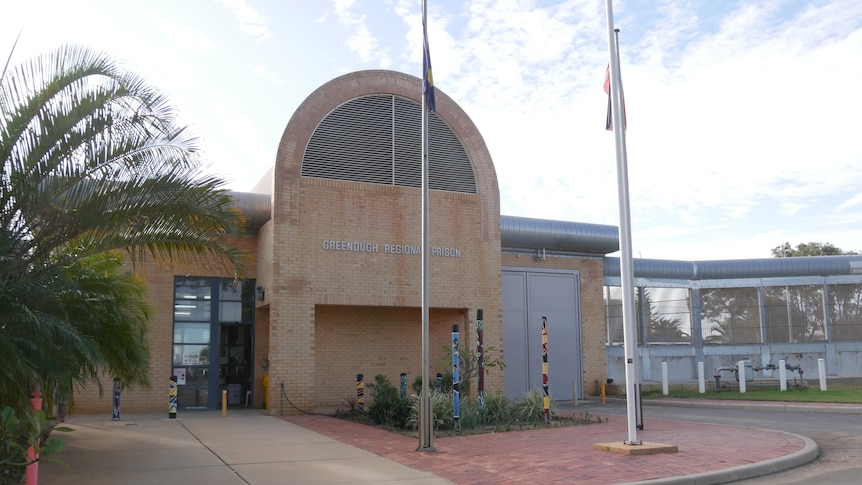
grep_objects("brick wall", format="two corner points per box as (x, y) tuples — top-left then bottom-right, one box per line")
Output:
(71, 70), (613, 416)
(312, 306), (465, 411)
(72, 234), (258, 415)
(268, 70), (502, 414)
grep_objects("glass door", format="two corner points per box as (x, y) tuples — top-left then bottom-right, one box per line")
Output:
(173, 279), (215, 410)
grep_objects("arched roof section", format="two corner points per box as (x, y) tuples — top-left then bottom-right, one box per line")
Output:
(273, 70), (499, 240)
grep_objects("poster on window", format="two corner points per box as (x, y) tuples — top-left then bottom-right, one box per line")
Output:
(182, 354), (199, 365)
(174, 368), (187, 385)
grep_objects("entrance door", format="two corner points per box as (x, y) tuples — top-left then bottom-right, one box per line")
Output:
(219, 324), (253, 407)
(173, 277), (255, 410)
(503, 269), (582, 400)
(173, 279), (216, 410)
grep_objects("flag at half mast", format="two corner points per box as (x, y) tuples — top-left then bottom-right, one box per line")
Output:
(604, 63), (626, 131)
(423, 9), (436, 112)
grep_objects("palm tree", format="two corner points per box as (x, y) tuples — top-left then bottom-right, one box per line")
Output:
(649, 316), (688, 342)
(0, 45), (247, 411)
(701, 288), (761, 344)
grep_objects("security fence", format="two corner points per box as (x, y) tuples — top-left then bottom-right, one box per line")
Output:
(605, 282), (862, 346)
(602, 255), (862, 381)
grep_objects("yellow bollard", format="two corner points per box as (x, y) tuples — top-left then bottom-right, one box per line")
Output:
(222, 389), (227, 417)
(601, 383), (606, 405)
(263, 375), (270, 410)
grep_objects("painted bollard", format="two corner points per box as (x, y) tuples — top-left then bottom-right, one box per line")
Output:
(112, 378), (121, 421)
(26, 391), (43, 485)
(169, 375), (177, 419)
(356, 374), (365, 412)
(452, 324), (460, 434)
(477, 309), (485, 414)
(542, 316), (550, 424)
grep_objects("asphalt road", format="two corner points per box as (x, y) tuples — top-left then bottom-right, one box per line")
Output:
(596, 401), (862, 484)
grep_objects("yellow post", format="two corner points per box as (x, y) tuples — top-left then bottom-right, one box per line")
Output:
(222, 389), (227, 417)
(601, 383), (606, 405)
(263, 375), (270, 410)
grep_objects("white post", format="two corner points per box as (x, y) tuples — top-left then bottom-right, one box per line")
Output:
(779, 359), (787, 391)
(418, 0), (433, 451)
(738, 361), (746, 393)
(697, 362), (705, 394)
(661, 362), (669, 395)
(605, 0), (639, 446)
(818, 358), (827, 391)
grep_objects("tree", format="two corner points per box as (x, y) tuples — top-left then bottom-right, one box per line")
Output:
(701, 287), (761, 344)
(771, 242), (856, 257)
(642, 289), (689, 343)
(0, 45), (248, 412)
(770, 242), (861, 341)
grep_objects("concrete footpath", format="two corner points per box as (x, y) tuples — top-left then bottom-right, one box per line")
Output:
(36, 399), (847, 485)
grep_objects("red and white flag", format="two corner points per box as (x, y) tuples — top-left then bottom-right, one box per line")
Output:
(604, 64), (626, 131)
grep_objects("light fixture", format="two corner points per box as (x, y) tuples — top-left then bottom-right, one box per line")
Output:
(255, 286), (265, 301)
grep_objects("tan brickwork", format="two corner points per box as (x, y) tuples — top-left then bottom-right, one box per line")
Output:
(269, 70), (502, 414)
(68, 70), (614, 416)
(72, 235), (258, 415)
(311, 306), (463, 411)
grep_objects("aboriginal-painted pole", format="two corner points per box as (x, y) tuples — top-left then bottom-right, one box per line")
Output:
(452, 324), (460, 434)
(542, 316), (550, 424)
(356, 374), (365, 412)
(112, 378), (121, 421)
(400, 372), (408, 399)
(169, 375), (177, 419)
(477, 309), (485, 416)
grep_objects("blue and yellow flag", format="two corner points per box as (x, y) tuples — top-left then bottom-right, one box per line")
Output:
(423, 15), (436, 112)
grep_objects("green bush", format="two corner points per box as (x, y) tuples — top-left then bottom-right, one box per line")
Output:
(367, 375), (411, 428)
(477, 387), (512, 424)
(354, 385), (600, 436)
(407, 391), (487, 432)
(511, 388), (558, 424)
(411, 373), (453, 396)
(1, 406), (70, 485)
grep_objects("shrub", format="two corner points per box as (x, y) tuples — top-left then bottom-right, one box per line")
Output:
(477, 387), (512, 424)
(511, 388), (558, 424)
(438, 346), (506, 398)
(411, 373), (453, 396)
(1, 406), (70, 485)
(367, 375), (411, 428)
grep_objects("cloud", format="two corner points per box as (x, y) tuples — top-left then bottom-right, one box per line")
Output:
(216, 0), (273, 41)
(381, 0), (862, 259)
(329, 0), (392, 67)
(838, 193), (862, 211)
(252, 65), (284, 85)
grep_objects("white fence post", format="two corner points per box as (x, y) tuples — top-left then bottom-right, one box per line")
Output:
(779, 359), (787, 391)
(738, 360), (746, 393)
(662, 361), (669, 395)
(697, 361), (705, 394)
(818, 358), (827, 391)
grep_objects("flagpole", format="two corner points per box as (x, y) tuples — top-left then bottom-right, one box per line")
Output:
(418, 0), (434, 452)
(605, 0), (641, 446)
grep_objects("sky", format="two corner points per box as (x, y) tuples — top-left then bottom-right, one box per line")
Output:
(3, 0), (861, 261)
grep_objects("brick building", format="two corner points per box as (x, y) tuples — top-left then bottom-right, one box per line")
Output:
(73, 70), (618, 415)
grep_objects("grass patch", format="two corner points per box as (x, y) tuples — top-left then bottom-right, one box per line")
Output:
(642, 385), (862, 404)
